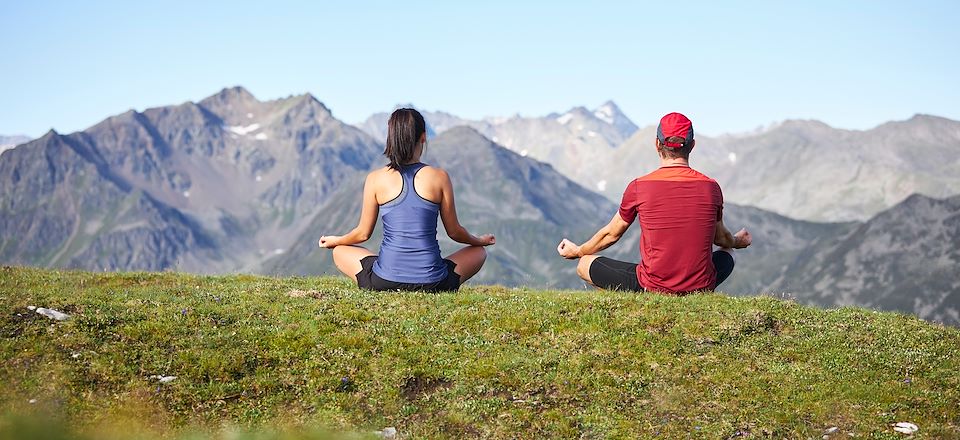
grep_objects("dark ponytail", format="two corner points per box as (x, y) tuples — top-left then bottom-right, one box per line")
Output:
(384, 108), (426, 170)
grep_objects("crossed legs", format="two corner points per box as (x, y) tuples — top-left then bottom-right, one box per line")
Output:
(445, 245), (488, 282)
(331, 245), (488, 284)
(331, 245), (375, 282)
(576, 255), (601, 286)
(575, 250), (736, 291)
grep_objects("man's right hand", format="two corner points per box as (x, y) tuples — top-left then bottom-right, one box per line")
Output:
(557, 239), (582, 259)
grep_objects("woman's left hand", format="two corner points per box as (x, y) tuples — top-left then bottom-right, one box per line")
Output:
(478, 234), (496, 246)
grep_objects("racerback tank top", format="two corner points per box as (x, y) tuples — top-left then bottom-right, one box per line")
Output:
(372, 163), (448, 283)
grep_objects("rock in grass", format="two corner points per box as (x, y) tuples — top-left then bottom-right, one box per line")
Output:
(892, 422), (918, 434)
(149, 375), (177, 384)
(381, 427), (397, 439)
(33, 307), (70, 321)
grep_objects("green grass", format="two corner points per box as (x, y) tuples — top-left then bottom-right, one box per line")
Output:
(1, 266), (959, 439)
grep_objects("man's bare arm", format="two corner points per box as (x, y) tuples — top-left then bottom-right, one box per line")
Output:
(714, 219), (752, 249)
(557, 214), (631, 259)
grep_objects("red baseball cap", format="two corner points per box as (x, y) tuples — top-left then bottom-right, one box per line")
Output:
(657, 112), (694, 148)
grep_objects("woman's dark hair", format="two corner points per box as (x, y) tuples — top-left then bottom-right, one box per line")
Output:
(384, 108), (426, 170)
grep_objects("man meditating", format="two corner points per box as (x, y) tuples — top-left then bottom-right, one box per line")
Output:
(557, 112), (752, 293)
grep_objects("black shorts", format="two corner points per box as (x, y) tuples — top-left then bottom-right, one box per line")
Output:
(356, 255), (461, 292)
(588, 251), (735, 292)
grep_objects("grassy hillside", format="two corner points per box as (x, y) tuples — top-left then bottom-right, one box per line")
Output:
(1, 267), (958, 439)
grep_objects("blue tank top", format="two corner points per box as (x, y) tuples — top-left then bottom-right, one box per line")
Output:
(372, 163), (448, 283)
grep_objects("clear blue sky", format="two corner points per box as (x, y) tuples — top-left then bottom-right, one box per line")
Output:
(2, 0), (958, 138)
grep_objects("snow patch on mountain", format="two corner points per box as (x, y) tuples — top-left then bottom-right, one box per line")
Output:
(594, 106), (615, 125)
(224, 123), (261, 136)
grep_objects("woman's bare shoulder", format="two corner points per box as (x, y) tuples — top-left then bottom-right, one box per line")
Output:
(418, 164), (450, 181)
(366, 166), (394, 181)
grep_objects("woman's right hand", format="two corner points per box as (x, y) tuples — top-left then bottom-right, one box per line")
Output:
(318, 235), (340, 249)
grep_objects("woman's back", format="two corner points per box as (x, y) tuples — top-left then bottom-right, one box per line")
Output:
(372, 162), (447, 283)
(319, 107), (493, 292)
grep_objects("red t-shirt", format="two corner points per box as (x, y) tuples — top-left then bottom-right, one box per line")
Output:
(618, 166), (723, 294)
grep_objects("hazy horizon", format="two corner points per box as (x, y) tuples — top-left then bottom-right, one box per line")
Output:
(3, 84), (955, 141)
(2, 1), (958, 138)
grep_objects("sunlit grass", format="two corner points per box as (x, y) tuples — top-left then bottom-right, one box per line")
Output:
(1, 266), (958, 439)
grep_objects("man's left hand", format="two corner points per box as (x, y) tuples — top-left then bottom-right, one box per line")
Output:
(557, 239), (582, 259)
(734, 229), (752, 248)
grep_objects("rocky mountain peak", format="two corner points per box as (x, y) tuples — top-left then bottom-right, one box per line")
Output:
(298, 93), (331, 110)
(776, 119), (835, 134)
(206, 86), (257, 104)
(906, 114), (951, 124)
(593, 100), (623, 122)
(26, 130), (65, 150)
(197, 86), (260, 122)
(873, 113), (960, 140)
(594, 100), (638, 137)
(554, 107), (591, 125)
(281, 93), (334, 124)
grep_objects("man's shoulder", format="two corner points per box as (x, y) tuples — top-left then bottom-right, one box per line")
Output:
(690, 167), (720, 186)
(693, 169), (721, 193)
(635, 166), (718, 184)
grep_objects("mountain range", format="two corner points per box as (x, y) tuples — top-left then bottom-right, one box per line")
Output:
(769, 193), (960, 325)
(0, 88), (630, 288)
(1, 87), (380, 272)
(359, 102), (637, 194)
(600, 115), (960, 222)
(1, 87), (958, 325)
(359, 107), (960, 223)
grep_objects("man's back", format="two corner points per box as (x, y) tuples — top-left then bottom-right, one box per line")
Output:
(619, 166), (722, 293)
(557, 111), (749, 293)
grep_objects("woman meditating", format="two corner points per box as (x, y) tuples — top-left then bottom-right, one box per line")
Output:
(318, 108), (495, 291)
